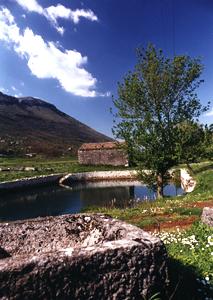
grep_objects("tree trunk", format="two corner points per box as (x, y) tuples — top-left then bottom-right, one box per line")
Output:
(157, 173), (164, 199)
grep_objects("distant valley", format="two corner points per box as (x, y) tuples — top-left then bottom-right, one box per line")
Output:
(0, 92), (112, 156)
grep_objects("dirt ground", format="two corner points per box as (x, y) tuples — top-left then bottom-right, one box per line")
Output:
(144, 200), (213, 232)
(186, 200), (213, 208)
(144, 216), (198, 232)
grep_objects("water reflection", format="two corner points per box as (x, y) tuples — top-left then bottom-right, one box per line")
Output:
(0, 181), (184, 222)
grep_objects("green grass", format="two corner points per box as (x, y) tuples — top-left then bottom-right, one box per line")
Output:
(161, 223), (213, 299)
(0, 156), (77, 164)
(165, 223), (213, 280)
(0, 157), (130, 182)
(164, 207), (202, 216)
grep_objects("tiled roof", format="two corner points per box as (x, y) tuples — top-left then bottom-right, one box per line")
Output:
(79, 142), (124, 151)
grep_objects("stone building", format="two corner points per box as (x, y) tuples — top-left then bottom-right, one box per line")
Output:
(78, 142), (128, 166)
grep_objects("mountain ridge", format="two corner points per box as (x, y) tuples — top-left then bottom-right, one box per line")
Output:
(0, 92), (112, 156)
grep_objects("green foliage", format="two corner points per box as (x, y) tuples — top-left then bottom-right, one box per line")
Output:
(178, 122), (213, 163)
(163, 223), (213, 283)
(203, 124), (213, 160)
(177, 121), (206, 163)
(143, 292), (161, 300)
(112, 44), (209, 198)
(137, 169), (157, 191)
(164, 223), (213, 299)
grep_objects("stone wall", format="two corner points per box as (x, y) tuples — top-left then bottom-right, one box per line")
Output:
(0, 214), (168, 299)
(60, 170), (138, 185)
(0, 174), (63, 191)
(0, 168), (194, 193)
(78, 148), (128, 166)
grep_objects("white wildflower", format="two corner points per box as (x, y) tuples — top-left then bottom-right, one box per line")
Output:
(207, 235), (213, 246)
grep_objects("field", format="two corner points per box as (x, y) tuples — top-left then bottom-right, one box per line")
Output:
(0, 156), (128, 182)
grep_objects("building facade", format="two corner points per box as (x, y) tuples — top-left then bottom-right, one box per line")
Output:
(78, 142), (128, 166)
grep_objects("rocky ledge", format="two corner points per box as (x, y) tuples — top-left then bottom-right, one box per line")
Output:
(0, 214), (168, 300)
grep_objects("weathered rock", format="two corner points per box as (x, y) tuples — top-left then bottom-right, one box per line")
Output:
(24, 167), (36, 171)
(201, 207), (213, 227)
(0, 247), (10, 259)
(45, 167), (54, 171)
(180, 168), (196, 193)
(0, 167), (10, 172)
(13, 167), (24, 171)
(0, 214), (168, 300)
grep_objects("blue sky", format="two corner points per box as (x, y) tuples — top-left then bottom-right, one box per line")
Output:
(0, 0), (212, 137)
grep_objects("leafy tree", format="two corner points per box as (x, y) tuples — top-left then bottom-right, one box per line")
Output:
(112, 44), (209, 198)
(203, 124), (213, 160)
(178, 121), (205, 165)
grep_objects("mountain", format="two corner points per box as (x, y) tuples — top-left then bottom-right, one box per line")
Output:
(0, 92), (112, 156)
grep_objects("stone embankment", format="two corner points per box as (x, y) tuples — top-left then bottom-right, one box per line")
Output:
(0, 174), (64, 192)
(0, 167), (53, 172)
(0, 171), (138, 192)
(180, 168), (196, 193)
(0, 214), (168, 299)
(60, 169), (197, 193)
(0, 168), (196, 193)
(59, 170), (138, 185)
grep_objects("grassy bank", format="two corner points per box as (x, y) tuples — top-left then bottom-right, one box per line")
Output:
(84, 162), (213, 228)
(84, 162), (213, 299)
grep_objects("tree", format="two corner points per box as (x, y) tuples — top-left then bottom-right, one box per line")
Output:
(112, 44), (209, 198)
(178, 121), (206, 166)
(203, 124), (213, 160)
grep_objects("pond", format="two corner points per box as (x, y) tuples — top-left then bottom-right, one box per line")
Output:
(0, 181), (184, 222)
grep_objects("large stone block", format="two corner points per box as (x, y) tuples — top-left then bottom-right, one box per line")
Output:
(0, 214), (168, 299)
(201, 207), (213, 227)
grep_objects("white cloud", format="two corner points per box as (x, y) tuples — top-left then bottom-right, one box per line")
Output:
(0, 8), (99, 97)
(11, 85), (18, 91)
(206, 108), (213, 117)
(14, 92), (23, 97)
(14, 0), (98, 34)
(0, 86), (9, 94)
(15, 0), (43, 14)
(11, 85), (23, 96)
(98, 91), (111, 97)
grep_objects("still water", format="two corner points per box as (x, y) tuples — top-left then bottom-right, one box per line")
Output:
(0, 181), (184, 222)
